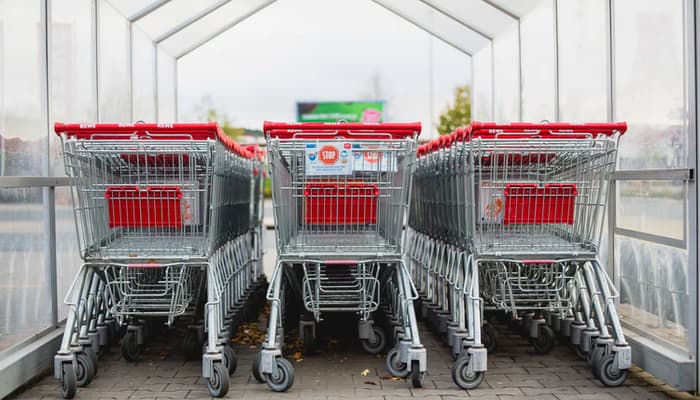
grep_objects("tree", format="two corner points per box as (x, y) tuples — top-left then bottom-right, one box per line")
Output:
(194, 95), (244, 138)
(436, 84), (472, 135)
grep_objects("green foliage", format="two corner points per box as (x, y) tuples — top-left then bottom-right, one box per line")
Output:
(263, 177), (272, 199)
(436, 84), (472, 135)
(200, 108), (245, 138)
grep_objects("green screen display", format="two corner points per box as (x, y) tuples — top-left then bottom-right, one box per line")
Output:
(296, 101), (384, 123)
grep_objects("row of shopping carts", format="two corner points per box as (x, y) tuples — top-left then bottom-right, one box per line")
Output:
(407, 121), (632, 389)
(52, 118), (632, 396)
(52, 122), (266, 398)
(255, 122), (427, 391)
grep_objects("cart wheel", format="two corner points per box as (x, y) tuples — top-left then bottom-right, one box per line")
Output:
(596, 353), (628, 387)
(207, 362), (230, 398)
(451, 353), (484, 390)
(410, 360), (424, 388)
(97, 344), (109, 358)
(532, 325), (555, 354)
(571, 342), (587, 360)
(60, 363), (77, 399)
(183, 332), (200, 361)
(121, 331), (141, 361)
(222, 345), (237, 376)
(360, 326), (386, 355)
(589, 346), (606, 378)
(75, 352), (96, 387)
(84, 345), (98, 374)
(264, 357), (295, 392)
(252, 351), (265, 383)
(112, 323), (125, 345)
(482, 324), (497, 353)
(302, 325), (314, 355)
(385, 347), (409, 378)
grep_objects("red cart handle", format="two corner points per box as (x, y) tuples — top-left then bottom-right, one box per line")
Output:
(264, 121), (421, 139)
(54, 122), (255, 159)
(468, 121), (627, 139)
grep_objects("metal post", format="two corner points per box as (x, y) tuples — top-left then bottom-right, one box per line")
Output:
(128, 21), (133, 122)
(40, 0), (58, 327)
(553, 0), (560, 121)
(174, 60), (178, 121)
(688, 0), (699, 390)
(604, 0), (616, 302)
(94, 0), (100, 121)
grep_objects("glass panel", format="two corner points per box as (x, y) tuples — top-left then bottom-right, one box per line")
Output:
(616, 235), (689, 352)
(135, 0), (221, 41)
(423, 0), (516, 38)
(50, 0), (97, 176)
(613, 0), (686, 169)
(0, 188), (50, 353)
(472, 45), (493, 121)
(520, 0), (556, 121)
(493, 26), (519, 121)
(0, 0), (47, 177)
(157, 48), (176, 122)
(617, 180), (685, 241)
(557, 0), (607, 121)
(98, 0), (130, 122)
(132, 25), (156, 121)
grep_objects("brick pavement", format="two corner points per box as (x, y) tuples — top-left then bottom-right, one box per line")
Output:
(9, 320), (693, 400)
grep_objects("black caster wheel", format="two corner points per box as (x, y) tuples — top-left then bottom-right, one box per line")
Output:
(207, 362), (230, 397)
(75, 351), (96, 387)
(264, 357), (295, 392)
(572, 342), (588, 360)
(302, 324), (314, 356)
(222, 345), (237, 376)
(60, 362), (77, 399)
(532, 325), (555, 354)
(451, 353), (484, 390)
(183, 332), (201, 361)
(385, 347), (409, 378)
(97, 344), (109, 358)
(589, 346), (606, 378)
(410, 360), (424, 388)
(121, 331), (142, 361)
(252, 351), (265, 383)
(84, 345), (98, 374)
(482, 324), (497, 353)
(360, 325), (386, 355)
(596, 353), (628, 387)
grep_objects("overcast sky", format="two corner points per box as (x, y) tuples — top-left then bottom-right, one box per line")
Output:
(176, 0), (471, 139)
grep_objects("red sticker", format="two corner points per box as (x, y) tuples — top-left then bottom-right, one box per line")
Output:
(319, 145), (339, 165)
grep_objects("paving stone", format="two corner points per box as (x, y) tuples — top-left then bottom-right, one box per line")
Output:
(7, 321), (687, 400)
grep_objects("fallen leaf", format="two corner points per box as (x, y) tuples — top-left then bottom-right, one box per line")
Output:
(361, 369), (371, 376)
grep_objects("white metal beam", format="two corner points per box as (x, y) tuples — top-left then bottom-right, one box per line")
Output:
(174, 0), (278, 60)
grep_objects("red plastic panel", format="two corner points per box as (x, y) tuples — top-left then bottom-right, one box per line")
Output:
(503, 184), (577, 225)
(105, 185), (183, 228)
(119, 153), (191, 166)
(304, 183), (379, 225)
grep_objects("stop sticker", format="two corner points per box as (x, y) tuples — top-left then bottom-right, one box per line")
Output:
(319, 145), (339, 165)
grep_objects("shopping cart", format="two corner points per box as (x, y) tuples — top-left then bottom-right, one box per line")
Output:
(255, 121), (426, 391)
(407, 122), (631, 389)
(53, 122), (265, 398)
